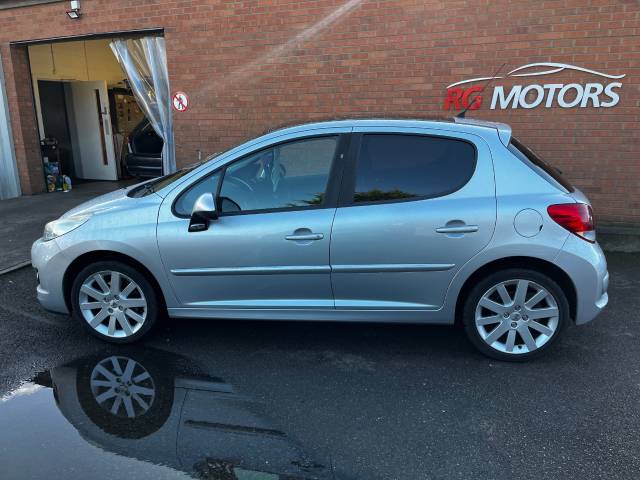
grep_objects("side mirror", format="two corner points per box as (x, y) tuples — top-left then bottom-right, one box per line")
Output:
(189, 193), (218, 232)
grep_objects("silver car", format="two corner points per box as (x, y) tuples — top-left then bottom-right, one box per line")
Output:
(31, 118), (608, 361)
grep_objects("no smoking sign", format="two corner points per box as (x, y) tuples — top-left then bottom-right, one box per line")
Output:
(172, 91), (189, 112)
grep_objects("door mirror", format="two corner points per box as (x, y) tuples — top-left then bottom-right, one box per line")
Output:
(189, 193), (217, 232)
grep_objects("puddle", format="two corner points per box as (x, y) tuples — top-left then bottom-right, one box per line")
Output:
(0, 348), (335, 479)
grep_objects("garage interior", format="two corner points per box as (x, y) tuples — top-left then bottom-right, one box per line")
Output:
(28, 37), (160, 191)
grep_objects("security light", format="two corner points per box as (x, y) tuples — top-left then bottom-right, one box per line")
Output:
(66, 0), (81, 19)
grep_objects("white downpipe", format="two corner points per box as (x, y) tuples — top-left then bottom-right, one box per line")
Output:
(0, 51), (21, 200)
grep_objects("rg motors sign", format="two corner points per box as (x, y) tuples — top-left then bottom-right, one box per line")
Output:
(443, 63), (625, 111)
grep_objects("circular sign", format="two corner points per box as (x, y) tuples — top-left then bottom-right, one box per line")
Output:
(172, 91), (189, 112)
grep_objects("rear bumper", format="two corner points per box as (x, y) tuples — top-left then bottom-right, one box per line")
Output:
(31, 238), (70, 314)
(555, 235), (609, 325)
(125, 153), (162, 178)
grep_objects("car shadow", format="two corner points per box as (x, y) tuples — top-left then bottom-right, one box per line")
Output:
(153, 316), (476, 361)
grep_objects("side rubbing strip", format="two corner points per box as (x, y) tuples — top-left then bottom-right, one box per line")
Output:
(172, 264), (455, 276)
(331, 264), (455, 273)
(171, 265), (331, 276)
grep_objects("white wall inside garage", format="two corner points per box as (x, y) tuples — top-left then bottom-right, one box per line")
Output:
(28, 39), (127, 139)
(0, 51), (21, 200)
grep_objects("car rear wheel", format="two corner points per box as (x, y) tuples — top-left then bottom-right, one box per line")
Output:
(463, 269), (569, 361)
(71, 261), (159, 343)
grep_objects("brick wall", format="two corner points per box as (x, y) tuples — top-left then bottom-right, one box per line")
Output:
(0, 0), (638, 227)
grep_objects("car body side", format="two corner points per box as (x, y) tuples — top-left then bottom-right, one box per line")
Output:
(31, 119), (608, 326)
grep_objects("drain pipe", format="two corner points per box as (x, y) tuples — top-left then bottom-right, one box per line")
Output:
(0, 51), (21, 200)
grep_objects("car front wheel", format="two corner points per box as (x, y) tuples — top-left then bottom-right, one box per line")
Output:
(71, 261), (159, 343)
(463, 269), (569, 361)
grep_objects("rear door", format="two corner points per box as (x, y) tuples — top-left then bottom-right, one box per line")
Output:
(330, 128), (496, 310)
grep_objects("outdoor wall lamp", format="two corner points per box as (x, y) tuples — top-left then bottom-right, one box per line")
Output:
(66, 0), (81, 19)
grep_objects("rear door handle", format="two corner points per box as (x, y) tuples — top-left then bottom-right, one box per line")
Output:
(285, 233), (324, 241)
(436, 225), (479, 234)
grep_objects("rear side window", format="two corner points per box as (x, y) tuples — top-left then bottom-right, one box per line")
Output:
(509, 137), (574, 193)
(352, 134), (476, 203)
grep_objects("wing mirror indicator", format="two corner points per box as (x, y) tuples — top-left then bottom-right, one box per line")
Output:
(189, 193), (217, 232)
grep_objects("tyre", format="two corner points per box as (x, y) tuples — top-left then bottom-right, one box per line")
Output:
(76, 351), (174, 439)
(462, 268), (569, 361)
(71, 261), (159, 343)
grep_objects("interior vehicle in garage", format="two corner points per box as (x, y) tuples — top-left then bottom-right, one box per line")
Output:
(124, 118), (163, 179)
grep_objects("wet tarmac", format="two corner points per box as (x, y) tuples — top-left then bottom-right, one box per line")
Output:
(2, 252), (640, 479)
(1, 348), (337, 479)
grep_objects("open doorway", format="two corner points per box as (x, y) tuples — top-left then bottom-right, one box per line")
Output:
(28, 37), (162, 192)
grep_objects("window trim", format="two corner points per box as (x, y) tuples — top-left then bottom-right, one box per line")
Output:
(171, 133), (350, 219)
(338, 132), (478, 208)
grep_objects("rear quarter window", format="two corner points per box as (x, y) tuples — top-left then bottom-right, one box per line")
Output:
(508, 137), (574, 193)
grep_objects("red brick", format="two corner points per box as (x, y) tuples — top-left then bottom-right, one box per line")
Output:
(0, 0), (637, 227)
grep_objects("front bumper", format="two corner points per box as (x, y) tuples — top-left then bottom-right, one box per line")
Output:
(31, 237), (70, 314)
(555, 235), (609, 325)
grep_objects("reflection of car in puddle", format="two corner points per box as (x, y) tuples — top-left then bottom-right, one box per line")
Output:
(31, 348), (335, 479)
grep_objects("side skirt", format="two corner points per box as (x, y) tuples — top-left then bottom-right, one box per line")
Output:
(167, 307), (454, 324)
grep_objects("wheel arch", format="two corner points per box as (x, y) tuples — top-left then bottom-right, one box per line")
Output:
(454, 256), (577, 325)
(63, 250), (167, 314)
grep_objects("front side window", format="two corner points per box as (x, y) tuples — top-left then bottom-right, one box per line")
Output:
(352, 134), (476, 203)
(219, 136), (338, 213)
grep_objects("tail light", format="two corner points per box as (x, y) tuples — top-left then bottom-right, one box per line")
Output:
(547, 203), (595, 243)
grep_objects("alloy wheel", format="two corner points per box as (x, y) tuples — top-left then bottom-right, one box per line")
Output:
(474, 279), (559, 355)
(79, 270), (147, 338)
(89, 356), (155, 418)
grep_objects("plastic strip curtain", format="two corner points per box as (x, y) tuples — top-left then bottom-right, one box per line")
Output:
(110, 37), (176, 174)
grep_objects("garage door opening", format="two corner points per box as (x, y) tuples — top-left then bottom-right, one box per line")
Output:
(27, 35), (171, 192)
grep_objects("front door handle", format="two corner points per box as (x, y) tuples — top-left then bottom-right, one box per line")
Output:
(285, 233), (324, 241)
(436, 225), (479, 234)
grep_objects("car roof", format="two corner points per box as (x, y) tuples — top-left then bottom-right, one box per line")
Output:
(261, 116), (512, 146)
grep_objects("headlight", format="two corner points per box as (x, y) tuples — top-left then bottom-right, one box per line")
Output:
(43, 214), (91, 241)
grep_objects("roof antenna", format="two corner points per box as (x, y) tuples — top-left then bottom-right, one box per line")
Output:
(456, 62), (507, 118)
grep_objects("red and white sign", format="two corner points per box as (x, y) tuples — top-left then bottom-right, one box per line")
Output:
(443, 63), (625, 112)
(172, 91), (189, 112)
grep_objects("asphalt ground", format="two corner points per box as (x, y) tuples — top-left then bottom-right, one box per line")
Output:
(0, 252), (639, 479)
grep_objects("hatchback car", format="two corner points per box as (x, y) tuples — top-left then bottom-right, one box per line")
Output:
(124, 118), (163, 179)
(31, 118), (608, 361)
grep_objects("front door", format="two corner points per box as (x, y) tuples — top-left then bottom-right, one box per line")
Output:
(157, 134), (348, 310)
(330, 129), (496, 310)
(68, 80), (117, 180)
